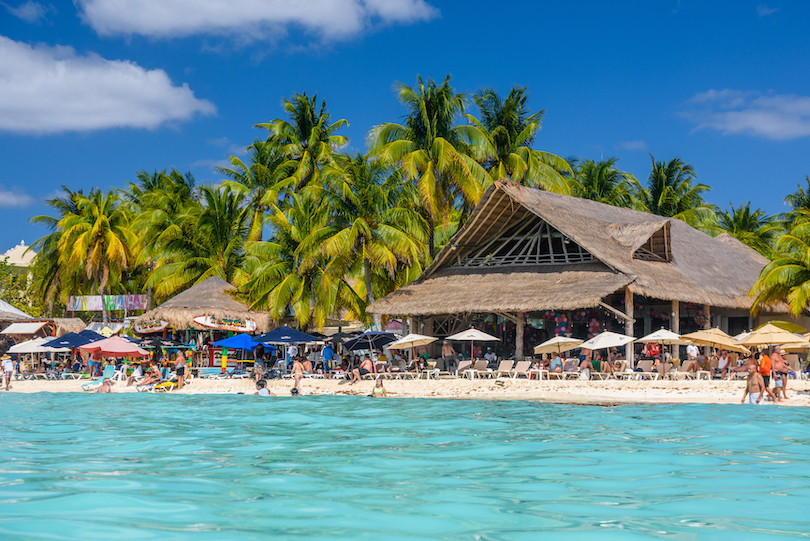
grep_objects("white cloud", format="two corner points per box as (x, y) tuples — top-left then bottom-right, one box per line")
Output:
(0, 36), (216, 134)
(682, 89), (810, 140)
(617, 140), (647, 151)
(3, 1), (49, 23)
(756, 4), (778, 16)
(75, 0), (438, 41)
(0, 186), (34, 208)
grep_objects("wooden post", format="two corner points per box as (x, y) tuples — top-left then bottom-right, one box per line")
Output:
(515, 313), (525, 361)
(671, 300), (679, 333)
(625, 287), (634, 366)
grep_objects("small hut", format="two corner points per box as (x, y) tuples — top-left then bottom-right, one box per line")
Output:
(134, 276), (271, 333)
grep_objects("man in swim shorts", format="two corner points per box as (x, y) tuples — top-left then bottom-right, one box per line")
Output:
(741, 363), (765, 404)
(349, 354), (374, 385)
(1, 348), (13, 391)
(771, 346), (790, 400)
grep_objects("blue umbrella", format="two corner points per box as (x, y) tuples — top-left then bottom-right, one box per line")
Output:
(342, 331), (398, 351)
(213, 333), (276, 352)
(42, 332), (94, 349)
(253, 326), (319, 344)
(78, 329), (105, 342)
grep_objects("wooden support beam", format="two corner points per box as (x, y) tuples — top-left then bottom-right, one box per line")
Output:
(598, 301), (635, 323)
(671, 300), (679, 333)
(515, 313), (525, 361)
(703, 304), (712, 356)
(624, 288), (634, 366)
(494, 311), (519, 324)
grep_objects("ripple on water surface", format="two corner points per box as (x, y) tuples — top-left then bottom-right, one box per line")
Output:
(0, 394), (808, 540)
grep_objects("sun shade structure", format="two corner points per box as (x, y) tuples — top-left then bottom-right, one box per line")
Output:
(9, 337), (70, 354)
(580, 331), (635, 350)
(0, 299), (31, 321)
(738, 323), (805, 346)
(533, 336), (584, 355)
(635, 329), (689, 345)
(680, 328), (749, 355)
(2, 321), (47, 335)
(42, 332), (96, 349)
(369, 180), (771, 316)
(213, 333), (266, 351)
(253, 326), (318, 345)
(79, 336), (150, 358)
(342, 331), (398, 351)
(385, 333), (438, 350)
(135, 276), (270, 332)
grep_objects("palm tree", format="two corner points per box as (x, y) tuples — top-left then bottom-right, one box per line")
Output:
(710, 202), (778, 257)
(217, 141), (295, 242)
(317, 153), (427, 329)
(146, 186), (249, 298)
(256, 92), (348, 190)
(570, 157), (634, 207)
(53, 189), (138, 323)
(237, 192), (354, 329)
(368, 75), (489, 258)
(459, 86), (572, 192)
(784, 176), (810, 213)
(630, 155), (717, 227)
(751, 214), (810, 316)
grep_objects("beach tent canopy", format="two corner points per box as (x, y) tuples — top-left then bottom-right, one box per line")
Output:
(0, 299), (32, 321)
(680, 328), (749, 354)
(738, 323), (803, 346)
(214, 333), (269, 351)
(385, 333), (437, 350)
(134, 276), (271, 332)
(635, 329), (689, 345)
(254, 326), (318, 344)
(42, 332), (95, 349)
(79, 336), (149, 358)
(533, 336), (583, 355)
(9, 337), (70, 354)
(580, 331), (635, 350)
(1, 321), (47, 335)
(343, 331), (398, 351)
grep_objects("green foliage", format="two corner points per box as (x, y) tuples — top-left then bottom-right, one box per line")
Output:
(709, 202), (779, 257)
(751, 214), (810, 316)
(570, 157), (635, 207)
(0, 258), (43, 317)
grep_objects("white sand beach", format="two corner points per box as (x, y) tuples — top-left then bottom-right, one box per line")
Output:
(6, 377), (810, 406)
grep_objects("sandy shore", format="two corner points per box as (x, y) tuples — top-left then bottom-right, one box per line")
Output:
(4, 376), (810, 406)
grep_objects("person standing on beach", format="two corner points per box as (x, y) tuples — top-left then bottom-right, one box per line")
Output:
(292, 356), (304, 394)
(758, 349), (779, 402)
(174, 350), (187, 391)
(441, 340), (456, 374)
(1, 349), (13, 391)
(741, 363), (766, 404)
(322, 342), (334, 376)
(771, 346), (790, 400)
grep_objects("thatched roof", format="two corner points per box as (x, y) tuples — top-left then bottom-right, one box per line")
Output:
(370, 179), (774, 316)
(51, 318), (86, 336)
(134, 276), (271, 332)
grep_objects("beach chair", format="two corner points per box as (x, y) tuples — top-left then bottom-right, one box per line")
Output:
(494, 360), (514, 378)
(562, 358), (580, 379)
(454, 360), (472, 378)
(137, 368), (172, 392)
(633, 360), (659, 380)
(464, 360), (490, 379)
(81, 365), (116, 391)
(509, 360), (532, 379)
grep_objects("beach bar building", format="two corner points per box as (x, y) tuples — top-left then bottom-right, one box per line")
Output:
(368, 180), (783, 362)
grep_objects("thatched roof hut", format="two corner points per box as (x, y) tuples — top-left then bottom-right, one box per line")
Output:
(369, 179), (773, 317)
(51, 318), (86, 336)
(134, 276), (271, 332)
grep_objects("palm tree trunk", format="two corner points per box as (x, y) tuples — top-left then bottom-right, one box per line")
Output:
(99, 285), (108, 326)
(364, 258), (392, 361)
(428, 214), (435, 259)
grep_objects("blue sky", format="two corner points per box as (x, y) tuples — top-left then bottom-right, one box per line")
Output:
(1, 0), (809, 252)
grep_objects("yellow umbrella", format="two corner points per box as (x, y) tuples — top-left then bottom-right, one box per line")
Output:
(754, 320), (806, 334)
(680, 328), (750, 355)
(738, 323), (803, 347)
(781, 341), (810, 353)
(533, 336), (583, 355)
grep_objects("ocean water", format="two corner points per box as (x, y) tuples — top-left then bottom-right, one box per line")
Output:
(0, 395), (808, 540)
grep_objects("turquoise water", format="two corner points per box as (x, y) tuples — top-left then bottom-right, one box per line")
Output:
(0, 395), (808, 540)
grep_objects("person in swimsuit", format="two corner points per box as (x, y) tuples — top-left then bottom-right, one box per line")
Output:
(578, 356), (594, 380)
(771, 346), (790, 400)
(741, 363), (765, 404)
(757, 350), (779, 402)
(292, 356), (304, 394)
(1, 349), (13, 391)
(174, 350), (187, 391)
(95, 379), (112, 393)
(350, 355), (374, 385)
(371, 377), (387, 397)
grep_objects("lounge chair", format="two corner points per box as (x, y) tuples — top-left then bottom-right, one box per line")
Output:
(136, 368), (172, 392)
(494, 360), (514, 378)
(455, 360), (472, 378)
(562, 359), (580, 379)
(463, 360), (490, 379)
(632, 360), (659, 380)
(509, 360), (532, 379)
(81, 365), (116, 391)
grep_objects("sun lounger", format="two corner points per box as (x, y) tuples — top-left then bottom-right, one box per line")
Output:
(509, 360), (532, 379)
(82, 365), (116, 391)
(631, 360), (659, 380)
(463, 360), (490, 379)
(453, 360), (472, 378)
(562, 359), (580, 379)
(494, 360), (514, 378)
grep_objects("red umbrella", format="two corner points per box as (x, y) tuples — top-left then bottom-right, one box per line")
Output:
(80, 336), (150, 359)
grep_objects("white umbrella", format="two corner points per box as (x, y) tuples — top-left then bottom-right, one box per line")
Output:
(635, 329), (688, 345)
(446, 328), (499, 360)
(580, 331), (635, 350)
(9, 337), (70, 354)
(533, 336), (583, 355)
(385, 333), (438, 350)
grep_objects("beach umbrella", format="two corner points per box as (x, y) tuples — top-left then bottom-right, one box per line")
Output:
(738, 323), (804, 347)
(533, 336), (583, 355)
(42, 332), (95, 349)
(342, 331), (398, 352)
(253, 326), (319, 344)
(213, 333), (265, 351)
(781, 341), (810, 352)
(386, 333), (437, 350)
(580, 331), (635, 351)
(9, 337), (70, 354)
(755, 320), (806, 334)
(733, 331), (750, 341)
(635, 329), (688, 345)
(79, 336), (149, 358)
(446, 328), (500, 360)
(680, 328), (749, 355)
(79, 329), (106, 342)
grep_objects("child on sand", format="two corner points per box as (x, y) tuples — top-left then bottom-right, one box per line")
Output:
(741, 363), (765, 405)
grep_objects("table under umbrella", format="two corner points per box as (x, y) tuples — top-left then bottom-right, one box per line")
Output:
(446, 328), (500, 360)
